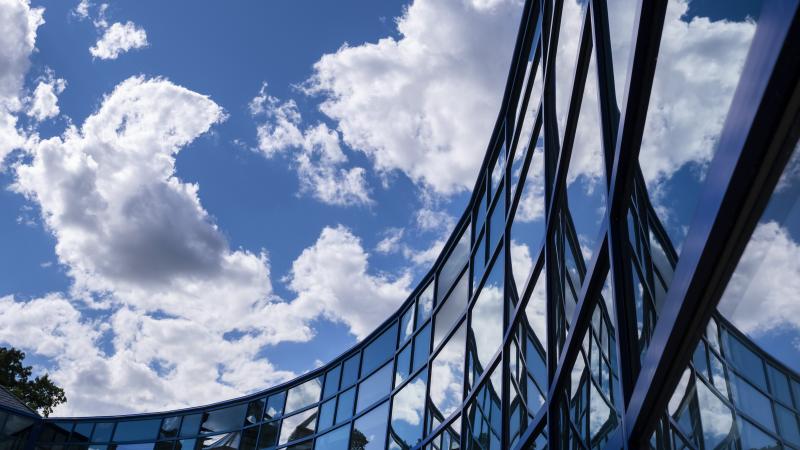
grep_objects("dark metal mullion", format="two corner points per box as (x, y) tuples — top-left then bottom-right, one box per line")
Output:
(624, 1), (800, 445)
(605, 0), (669, 430)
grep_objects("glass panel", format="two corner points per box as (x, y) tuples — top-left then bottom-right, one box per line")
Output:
(179, 415), (201, 438)
(566, 51), (606, 262)
(413, 322), (432, 372)
(395, 343), (412, 388)
(469, 254), (504, 382)
(92, 423), (115, 442)
(554, 0), (588, 141)
(265, 392), (286, 420)
(336, 388), (356, 425)
(341, 354), (361, 390)
(512, 52), (543, 180)
(113, 419), (161, 442)
(287, 441), (313, 450)
(201, 404), (248, 434)
(606, 0), (637, 109)
(637, 0), (761, 264)
(114, 444), (155, 450)
(323, 366), (342, 400)
(400, 303), (416, 344)
(721, 331), (767, 391)
(767, 364), (791, 403)
(729, 372), (776, 433)
(73, 423), (94, 442)
(418, 281), (434, 326)
(246, 399), (265, 425)
(488, 192), (505, 253)
(285, 378), (323, 414)
(241, 426), (259, 450)
(389, 369), (427, 449)
(438, 230), (470, 303)
(357, 363), (392, 413)
(776, 403), (800, 447)
(738, 417), (779, 450)
(257, 421), (279, 449)
(352, 402), (389, 450)
(279, 408), (317, 446)
(318, 398), (336, 432)
(464, 367), (502, 450)
(159, 418), (180, 441)
(695, 378), (734, 449)
(433, 271), (468, 349)
(430, 322), (466, 423)
(313, 425), (349, 450)
(472, 230), (486, 291)
(362, 324), (398, 377)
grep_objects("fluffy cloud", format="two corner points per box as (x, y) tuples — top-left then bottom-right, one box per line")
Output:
(250, 84), (372, 206)
(26, 73), (66, 121)
(3, 75), (413, 415)
(90, 21), (148, 60)
(284, 225), (412, 340)
(303, 0), (524, 195)
(717, 221), (800, 337)
(0, 0), (43, 161)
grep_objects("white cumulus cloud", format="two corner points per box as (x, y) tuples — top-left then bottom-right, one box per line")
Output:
(26, 73), (66, 121)
(90, 20), (148, 60)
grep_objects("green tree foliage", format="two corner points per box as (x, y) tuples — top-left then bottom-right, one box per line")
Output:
(0, 347), (66, 417)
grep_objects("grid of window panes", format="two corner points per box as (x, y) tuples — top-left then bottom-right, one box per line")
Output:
(21, 0), (800, 449)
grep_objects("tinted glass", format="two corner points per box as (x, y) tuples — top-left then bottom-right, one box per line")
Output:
(323, 366), (342, 400)
(73, 422), (94, 442)
(179, 414), (202, 438)
(341, 354), (361, 389)
(357, 363), (392, 413)
(336, 388), (355, 424)
(352, 402), (389, 450)
(412, 322), (432, 371)
(265, 392), (286, 420)
(279, 408), (317, 446)
(113, 419), (160, 442)
(200, 404), (247, 434)
(437, 230), (469, 303)
(317, 398), (336, 432)
(246, 399), (265, 425)
(470, 255), (504, 378)
(313, 425), (349, 450)
(159, 417), (180, 440)
(399, 304), (415, 344)
(389, 369), (427, 449)
(729, 372), (776, 433)
(240, 426), (258, 450)
(362, 324), (398, 376)
(92, 423), (115, 442)
(286, 378), (323, 414)
(257, 421), (279, 450)
(417, 282), (434, 326)
(430, 322), (466, 422)
(433, 271), (468, 349)
(395, 343), (412, 387)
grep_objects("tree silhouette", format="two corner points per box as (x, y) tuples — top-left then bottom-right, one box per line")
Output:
(0, 347), (66, 417)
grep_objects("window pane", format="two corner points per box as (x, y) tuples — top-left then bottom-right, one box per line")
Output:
(179, 415), (201, 438)
(336, 388), (355, 425)
(285, 378), (323, 415)
(417, 282), (434, 326)
(722, 332), (767, 391)
(352, 402), (389, 450)
(738, 417), (779, 450)
(389, 370), (427, 449)
(200, 404), (247, 434)
(317, 398), (336, 433)
(775, 403), (800, 447)
(395, 343), (412, 388)
(313, 425), (349, 450)
(246, 399), (265, 425)
(159, 417), (180, 440)
(92, 423), (115, 442)
(437, 230), (470, 303)
(73, 422), (94, 442)
(357, 363), (392, 413)
(240, 426), (258, 450)
(729, 372), (776, 433)
(433, 271), (468, 349)
(257, 421), (278, 449)
(341, 354), (361, 389)
(430, 322), (466, 422)
(279, 408), (317, 446)
(400, 304), (415, 344)
(265, 392), (286, 420)
(469, 255), (504, 380)
(362, 323), (398, 376)
(412, 322), (431, 372)
(113, 419), (161, 442)
(323, 366), (341, 400)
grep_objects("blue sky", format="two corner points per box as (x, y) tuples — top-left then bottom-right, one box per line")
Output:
(0, 0), (796, 418)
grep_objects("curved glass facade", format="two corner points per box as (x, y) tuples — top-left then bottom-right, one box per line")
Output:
(2, 0), (800, 449)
